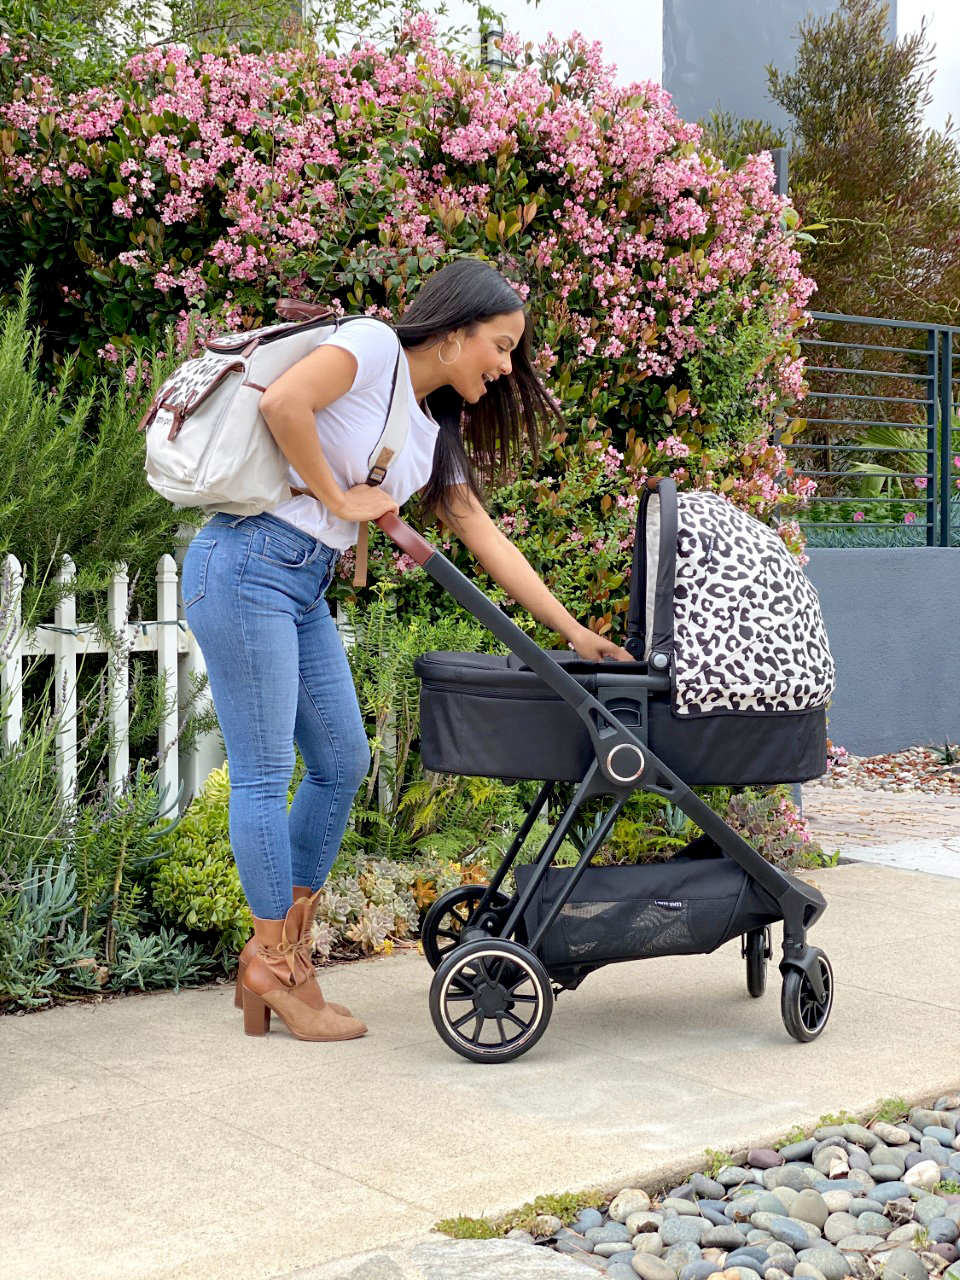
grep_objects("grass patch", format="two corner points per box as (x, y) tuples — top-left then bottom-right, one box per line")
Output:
(935, 1180), (960, 1194)
(816, 1109), (857, 1127)
(436, 1188), (607, 1239)
(776, 1096), (910, 1150)
(703, 1148), (735, 1178)
(436, 1095), (933, 1244)
(434, 1216), (499, 1239)
(778, 1126), (807, 1149)
(866, 1096), (908, 1126)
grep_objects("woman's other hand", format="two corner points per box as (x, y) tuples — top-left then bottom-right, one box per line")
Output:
(565, 624), (636, 663)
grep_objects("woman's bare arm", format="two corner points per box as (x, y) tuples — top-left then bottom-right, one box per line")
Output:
(439, 485), (580, 641)
(259, 346), (398, 522)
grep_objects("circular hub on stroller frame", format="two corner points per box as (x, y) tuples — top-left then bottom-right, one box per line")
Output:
(605, 742), (645, 783)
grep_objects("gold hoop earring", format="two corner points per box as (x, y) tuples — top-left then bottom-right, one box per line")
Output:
(438, 339), (462, 365)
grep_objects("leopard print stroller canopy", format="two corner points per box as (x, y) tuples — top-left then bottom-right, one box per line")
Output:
(630, 482), (835, 718)
(415, 478), (835, 786)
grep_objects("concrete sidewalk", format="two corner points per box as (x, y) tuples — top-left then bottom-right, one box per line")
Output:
(3, 860), (960, 1280)
(803, 783), (960, 877)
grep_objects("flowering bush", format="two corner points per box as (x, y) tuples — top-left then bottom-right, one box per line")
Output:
(1, 16), (820, 635)
(2, 23), (812, 437)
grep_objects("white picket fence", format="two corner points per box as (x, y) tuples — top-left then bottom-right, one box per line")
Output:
(0, 550), (389, 816)
(0, 552), (224, 810)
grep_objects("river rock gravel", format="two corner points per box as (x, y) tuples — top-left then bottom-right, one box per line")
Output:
(809, 743), (960, 795)
(530, 1096), (960, 1280)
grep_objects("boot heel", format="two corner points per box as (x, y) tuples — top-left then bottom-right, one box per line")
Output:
(233, 959), (246, 1009)
(242, 987), (270, 1036)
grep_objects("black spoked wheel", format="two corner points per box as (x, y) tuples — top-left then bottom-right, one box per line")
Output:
(744, 927), (772, 998)
(421, 885), (515, 971)
(429, 938), (553, 1063)
(781, 950), (833, 1042)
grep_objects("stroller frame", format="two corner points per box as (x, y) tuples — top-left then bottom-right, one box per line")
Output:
(377, 510), (831, 1063)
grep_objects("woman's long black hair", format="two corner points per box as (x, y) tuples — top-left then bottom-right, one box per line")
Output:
(389, 258), (565, 527)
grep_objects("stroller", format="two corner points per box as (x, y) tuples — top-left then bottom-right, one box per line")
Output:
(376, 478), (837, 1063)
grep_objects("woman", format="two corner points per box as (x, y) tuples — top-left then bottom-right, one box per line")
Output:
(182, 258), (634, 1045)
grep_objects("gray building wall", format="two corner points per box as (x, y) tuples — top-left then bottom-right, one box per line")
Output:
(803, 548), (960, 756)
(662, 0), (896, 130)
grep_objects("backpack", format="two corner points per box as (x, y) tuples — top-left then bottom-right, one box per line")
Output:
(138, 300), (408, 586)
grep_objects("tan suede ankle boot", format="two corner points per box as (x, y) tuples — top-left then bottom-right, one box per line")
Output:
(241, 893), (367, 1042)
(233, 886), (351, 1016)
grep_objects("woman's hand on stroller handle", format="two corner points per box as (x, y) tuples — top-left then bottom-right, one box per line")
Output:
(565, 623), (636, 663)
(372, 515), (638, 664)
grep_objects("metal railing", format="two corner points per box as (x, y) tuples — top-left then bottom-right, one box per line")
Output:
(786, 311), (959, 547)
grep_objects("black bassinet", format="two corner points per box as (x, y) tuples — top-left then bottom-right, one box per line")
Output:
(414, 480), (835, 786)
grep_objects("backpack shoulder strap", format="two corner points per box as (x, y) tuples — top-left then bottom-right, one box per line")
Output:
(353, 324), (409, 587)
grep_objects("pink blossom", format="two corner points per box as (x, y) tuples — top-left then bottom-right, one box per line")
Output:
(656, 435), (691, 458)
(0, 23), (814, 480)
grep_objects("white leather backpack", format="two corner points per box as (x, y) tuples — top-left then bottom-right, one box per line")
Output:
(139, 301), (408, 585)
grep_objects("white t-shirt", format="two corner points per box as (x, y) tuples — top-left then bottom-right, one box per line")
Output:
(269, 317), (464, 549)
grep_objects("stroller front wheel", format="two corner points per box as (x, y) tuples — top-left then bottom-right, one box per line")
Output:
(781, 949), (833, 1042)
(429, 938), (553, 1063)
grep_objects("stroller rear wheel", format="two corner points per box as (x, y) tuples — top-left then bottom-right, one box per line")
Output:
(744, 927), (772, 998)
(430, 938), (553, 1063)
(421, 885), (515, 971)
(781, 950), (833, 1042)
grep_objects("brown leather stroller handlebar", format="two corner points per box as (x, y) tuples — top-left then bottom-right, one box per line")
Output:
(375, 512), (438, 568)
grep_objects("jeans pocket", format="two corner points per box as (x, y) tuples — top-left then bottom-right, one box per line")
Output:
(182, 537), (217, 608)
(306, 553), (340, 612)
(251, 531), (310, 569)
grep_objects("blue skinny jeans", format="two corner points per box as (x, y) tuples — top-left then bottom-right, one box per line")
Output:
(181, 512), (371, 919)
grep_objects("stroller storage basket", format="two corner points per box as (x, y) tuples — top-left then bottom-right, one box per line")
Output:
(514, 839), (782, 971)
(414, 650), (827, 786)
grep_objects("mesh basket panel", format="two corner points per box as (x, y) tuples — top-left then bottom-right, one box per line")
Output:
(542, 895), (735, 967)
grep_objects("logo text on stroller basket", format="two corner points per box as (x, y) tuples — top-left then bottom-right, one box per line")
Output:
(654, 900), (684, 910)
